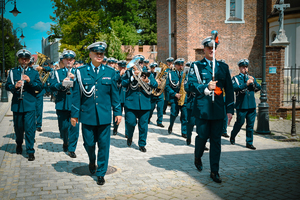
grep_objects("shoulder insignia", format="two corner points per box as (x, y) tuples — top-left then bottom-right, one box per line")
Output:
(189, 67), (194, 75)
(232, 79), (235, 84)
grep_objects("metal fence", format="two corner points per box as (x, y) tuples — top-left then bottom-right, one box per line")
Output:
(283, 64), (300, 106)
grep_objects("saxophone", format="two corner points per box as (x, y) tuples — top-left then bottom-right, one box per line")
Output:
(152, 62), (168, 96)
(36, 52), (51, 84)
(178, 67), (190, 106)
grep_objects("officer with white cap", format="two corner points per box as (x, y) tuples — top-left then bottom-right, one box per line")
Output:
(6, 49), (43, 161)
(71, 41), (122, 186)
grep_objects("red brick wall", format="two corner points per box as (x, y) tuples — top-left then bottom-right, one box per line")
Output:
(157, 0), (265, 77)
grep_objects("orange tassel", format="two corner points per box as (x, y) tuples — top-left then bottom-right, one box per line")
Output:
(214, 86), (222, 96)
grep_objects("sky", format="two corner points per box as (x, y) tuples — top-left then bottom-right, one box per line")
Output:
(4, 0), (56, 54)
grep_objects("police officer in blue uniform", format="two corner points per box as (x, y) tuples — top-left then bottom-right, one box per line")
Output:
(113, 60), (127, 135)
(122, 55), (158, 152)
(148, 62), (164, 127)
(71, 41), (122, 186)
(6, 49), (43, 161)
(102, 56), (107, 65)
(165, 58), (188, 138)
(144, 59), (150, 71)
(185, 34), (234, 183)
(230, 59), (261, 150)
(50, 50), (80, 158)
(163, 57), (174, 114)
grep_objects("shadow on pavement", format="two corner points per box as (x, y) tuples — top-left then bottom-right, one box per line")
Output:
(158, 137), (192, 147)
(2, 133), (15, 139)
(43, 110), (56, 114)
(37, 141), (64, 152)
(43, 116), (57, 120)
(0, 143), (29, 159)
(148, 147), (300, 199)
(39, 131), (61, 139)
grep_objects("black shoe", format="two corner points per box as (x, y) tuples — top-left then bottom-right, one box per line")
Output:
(182, 134), (187, 138)
(16, 145), (22, 154)
(246, 144), (256, 150)
(230, 137), (235, 145)
(125, 134), (128, 138)
(113, 128), (117, 135)
(68, 152), (76, 158)
(36, 127), (42, 132)
(210, 172), (222, 183)
(222, 133), (229, 138)
(163, 111), (166, 114)
(139, 146), (147, 152)
(148, 120), (150, 124)
(127, 138), (132, 147)
(168, 126), (172, 134)
(194, 157), (202, 171)
(28, 153), (35, 161)
(63, 144), (68, 152)
(97, 176), (105, 185)
(89, 163), (96, 174)
(204, 146), (209, 151)
(186, 138), (191, 145)
(157, 123), (164, 128)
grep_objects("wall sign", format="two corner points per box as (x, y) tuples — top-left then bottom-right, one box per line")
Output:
(269, 66), (277, 74)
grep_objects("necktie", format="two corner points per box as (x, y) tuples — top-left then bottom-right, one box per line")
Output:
(95, 67), (98, 74)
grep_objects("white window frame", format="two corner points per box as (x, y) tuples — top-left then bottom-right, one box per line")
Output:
(225, 0), (245, 24)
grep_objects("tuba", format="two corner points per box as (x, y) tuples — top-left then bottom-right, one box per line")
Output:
(126, 57), (152, 95)
(36, 52), (51, 84)
(152, 62), (168, 96)
(178, 67), (190, 106)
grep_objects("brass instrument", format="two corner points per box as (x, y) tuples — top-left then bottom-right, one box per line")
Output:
(126, 57), (152, 95)
(19, 65), (25, 100)
(152, 62), (168, 96)
(178, 67), (189, 106)
(36, 52), (51, 84)
(63, 64), (74, 95)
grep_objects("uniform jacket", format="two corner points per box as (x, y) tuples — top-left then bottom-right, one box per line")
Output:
(71, 63), (121, 126)
(122, 68), (158, 110)
(165, 69), (187, 104)
(6, 66), (42, 112)
(185, 58), (234, 120)
(49, 67), (75, 111)
(232, 73), (261, 109)
(115, 71), (126, 104)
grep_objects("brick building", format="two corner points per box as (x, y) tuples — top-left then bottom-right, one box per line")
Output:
(157, 0), (279, 77)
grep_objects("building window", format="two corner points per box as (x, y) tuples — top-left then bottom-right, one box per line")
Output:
(139, 46), (143, 52)
(225, 0), (245, 24)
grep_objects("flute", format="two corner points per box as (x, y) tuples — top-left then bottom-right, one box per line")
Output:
(18, 65), (26, 100)
(211, 30), (218, 103)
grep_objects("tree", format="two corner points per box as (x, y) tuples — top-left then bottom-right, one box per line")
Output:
(107, 29), (126, 60)
(0, 17), (21, 71)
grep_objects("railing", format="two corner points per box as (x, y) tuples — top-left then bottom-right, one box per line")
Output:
(283, 64), (300, 106)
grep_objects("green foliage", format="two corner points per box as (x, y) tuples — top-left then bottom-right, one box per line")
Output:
(0, 17), (22, 71)
(107, 29), (126, 60)
(49, 0), (157, 60)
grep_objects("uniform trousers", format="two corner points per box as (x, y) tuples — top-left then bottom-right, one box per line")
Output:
(186, 108), (195, 140)
(113, 103), (124, 131)
(149, 95), (164, 124)
(169, 102), (187, 135)
(82, 124), (111, 177)
(125, 108), (150, 147)
(56, 110), (79, 151)
(13, 110), (36, 154)
(35, 92), (44, 128)
(231, 108), (256, 145)
(195, 118), (223, 172)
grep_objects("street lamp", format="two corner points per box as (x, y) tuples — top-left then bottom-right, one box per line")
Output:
(1, 0), (21, 102)
(13, 27), (25, 67)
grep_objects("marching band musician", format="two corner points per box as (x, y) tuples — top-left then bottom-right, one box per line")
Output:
(34, 59), (53, 132)
(185, 34), (234, 183)
(70, 41), (122, 186)
(49, 50), (79, 158)
(102, 56), (107, 65)
(113, 60), (127, 135)
(148, 62), (164, 127)
(165, 58), (188, 138)
(121, 55), (158, 153)
(163, 57), (174, 114)
(230, 59), (261, 150)
(143, 59), (150, 71)
(6, 49), (43, 161)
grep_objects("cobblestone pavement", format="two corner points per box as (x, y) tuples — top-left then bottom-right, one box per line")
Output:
(0, 97), (299, 200)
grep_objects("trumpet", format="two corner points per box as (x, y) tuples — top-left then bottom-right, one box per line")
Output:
(18, 65), (26, 100)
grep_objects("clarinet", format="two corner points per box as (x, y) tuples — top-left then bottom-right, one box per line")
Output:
(18, 65), (26, 100)
(66, 64), (72, 95)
